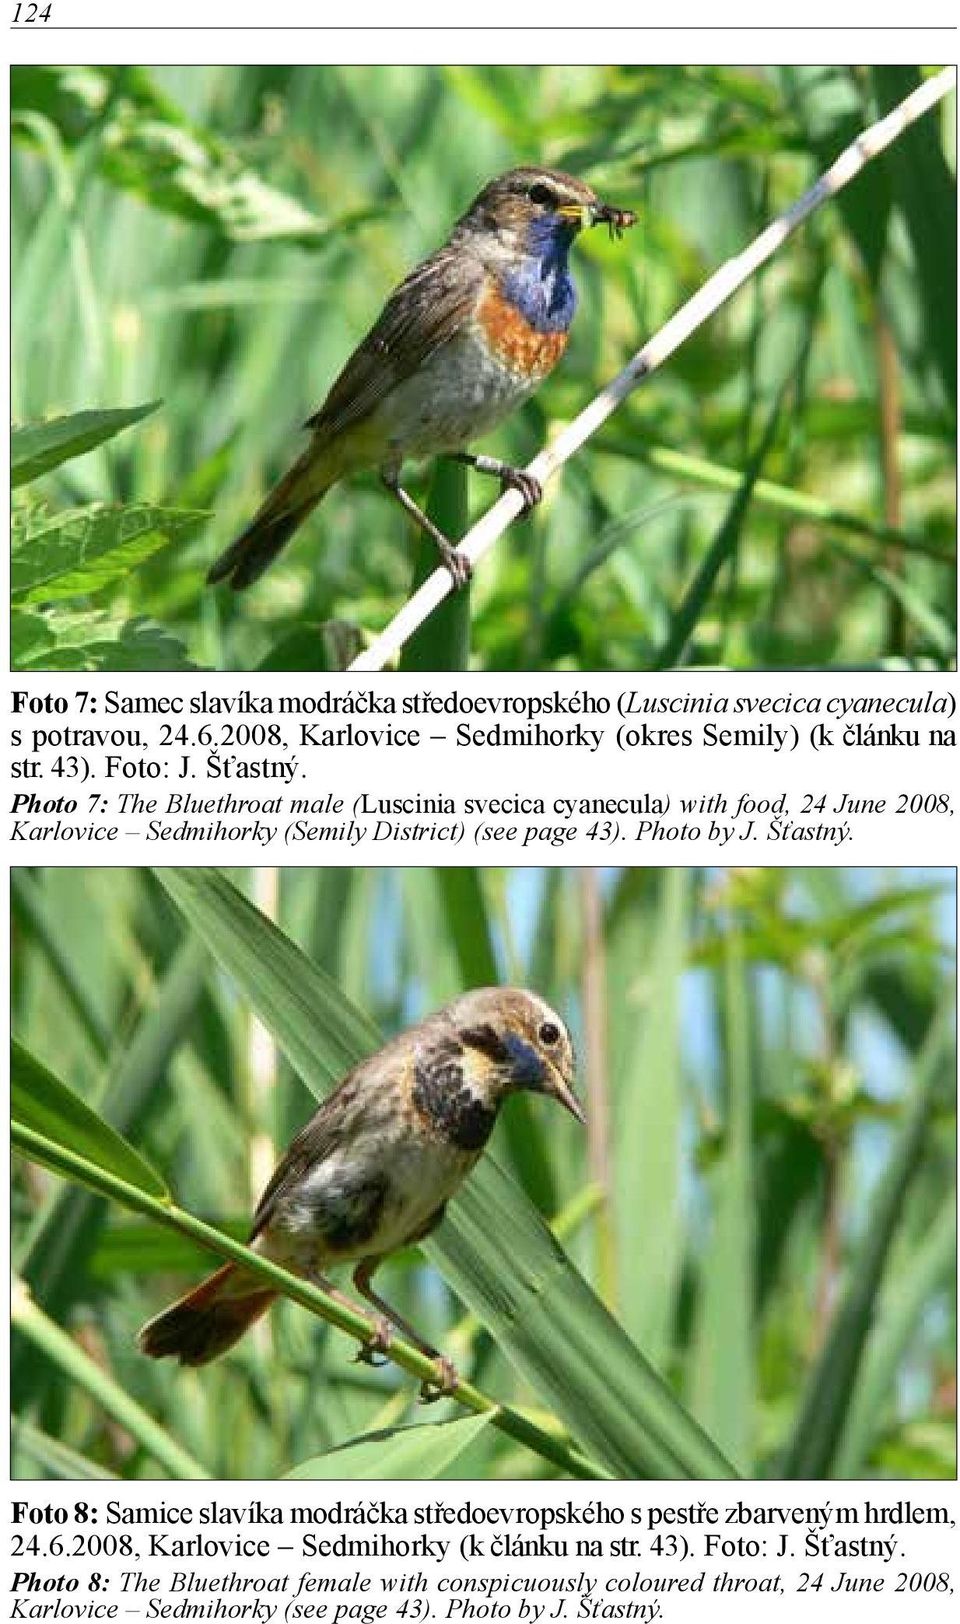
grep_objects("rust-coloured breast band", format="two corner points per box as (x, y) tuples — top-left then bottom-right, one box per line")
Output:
(476, 285), (569, 378)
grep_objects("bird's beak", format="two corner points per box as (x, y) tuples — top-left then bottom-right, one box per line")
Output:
(546, 1061), (586, 1125)
(590, 200), (637, 239)
(557, 202), (591, 232)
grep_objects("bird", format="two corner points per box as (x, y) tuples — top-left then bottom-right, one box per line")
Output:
(206, 166), (635, 592)
(138, 987), (582, 1396)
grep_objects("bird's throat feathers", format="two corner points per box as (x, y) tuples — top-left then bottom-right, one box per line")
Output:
(411, 1024), (551, 1152)
(457, 1022), (548, 1095)
(499, 217), (578, 334)
(499, 1030), (548, 1090)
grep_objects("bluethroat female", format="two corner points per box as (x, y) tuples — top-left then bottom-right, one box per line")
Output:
(139, 987), (581, 1393)
(207, 167), (634, 590)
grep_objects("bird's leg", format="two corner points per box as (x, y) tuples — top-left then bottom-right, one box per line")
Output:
(451, 452), (543, 518)
(380, 468), (472, 589)
(302, 1267), (392, 1367)
(352, 1260), (459, 1403)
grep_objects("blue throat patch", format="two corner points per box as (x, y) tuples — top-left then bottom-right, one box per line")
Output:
(501, 215), (578, 334)
(502, 1031), (548, 1091)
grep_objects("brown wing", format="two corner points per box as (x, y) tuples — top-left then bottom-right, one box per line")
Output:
(248, 1080), (358, 1240)
(305, 242), (485, 442)
(249, 1008), (456, 1240)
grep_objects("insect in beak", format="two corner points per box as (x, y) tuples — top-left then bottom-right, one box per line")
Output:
(592, 201), (637, 240)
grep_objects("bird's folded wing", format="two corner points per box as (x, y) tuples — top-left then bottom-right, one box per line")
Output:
(247, 1033), (416, 1240)
(248, 1092), (355, 1239)
(304, 244), (485, 442)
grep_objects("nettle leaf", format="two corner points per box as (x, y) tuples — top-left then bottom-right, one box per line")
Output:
(13, 612), (200, 672)
(11, 504), (206, 603)
(11, 403), (160, 488)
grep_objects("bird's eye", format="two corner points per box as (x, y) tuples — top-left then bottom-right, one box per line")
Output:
(528, 182), (557, 209)
(538, 1021), (561, 1046)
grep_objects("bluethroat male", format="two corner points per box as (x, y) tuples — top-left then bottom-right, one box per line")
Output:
(207, 167), (634, 591)
(139, 987), (582, 1394)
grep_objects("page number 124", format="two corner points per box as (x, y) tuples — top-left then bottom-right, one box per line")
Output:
(13, 2), (53, 18)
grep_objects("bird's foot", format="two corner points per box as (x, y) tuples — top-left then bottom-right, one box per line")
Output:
(500, 468), (543, 518)
(353, 1315), (393, 1369)
(437, 540), (472, 590)
(418, 1354), (459, 1404)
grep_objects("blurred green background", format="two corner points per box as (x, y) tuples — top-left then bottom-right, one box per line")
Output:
(10, 65), (957, 672)
(11, 866), (956, 1480)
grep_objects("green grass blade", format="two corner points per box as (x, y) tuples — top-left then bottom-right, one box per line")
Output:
(595, 435), (951, 562)
(687, 922), (755, 1473)
(16, 936), (206, 1302)
(12, 1040), (168, 1200)
(285, 1412), (493, 1479)
(872, 67), (957, 412)
(444, 1157), (736, 1478)
(652, 390), (784, 669)
(610, 869), (688, 1364)
(13, 934), (209, 1405)
(435, 867), (500, 984)
(782, 999), (953, 1477)
(399, 461), (471, 670)
(156, 868), (381, 1086)
(833, 1198), (956, 1476)
(12, 869), (111, 1058)
(12, 1420), (116, 1481)
(12, 1280), (209, 1480)
(827, 541), (955, 658)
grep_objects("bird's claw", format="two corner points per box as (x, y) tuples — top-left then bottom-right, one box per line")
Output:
(354, 1316), (392, 1369)
(440, 545), (472, 590)
(500, 469), (543, 518)
(418, 1354), (459, 1404)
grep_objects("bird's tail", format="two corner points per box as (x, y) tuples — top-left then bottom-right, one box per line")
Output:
(207, 446), (333, 591)
(138, 1263), (277, 1366)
